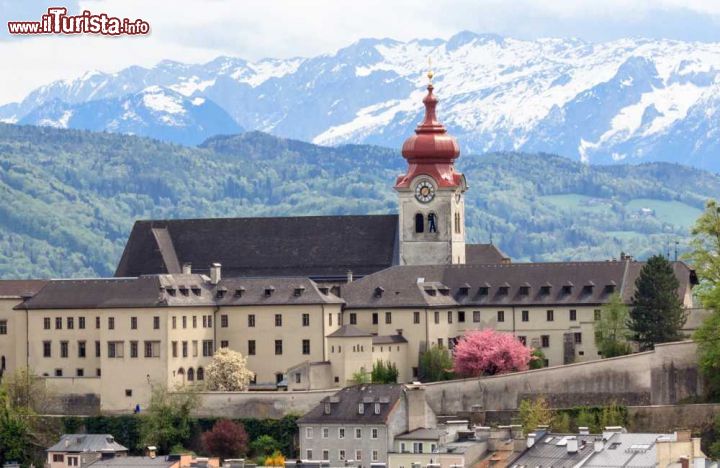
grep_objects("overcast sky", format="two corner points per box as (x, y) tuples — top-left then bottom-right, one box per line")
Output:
(2, 0), (720, 103)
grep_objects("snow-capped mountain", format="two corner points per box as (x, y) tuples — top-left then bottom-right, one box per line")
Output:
(17, 86), (241, 145)
(4, 31), (720, 169)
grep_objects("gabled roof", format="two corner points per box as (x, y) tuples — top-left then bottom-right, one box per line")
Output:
(327, 324), (373, 338)
(47, 434), (128, 453)
(18, 275), (342, 310)
(298, 384), (404, 425)
(466, 244), (510, 264)
(114, 215), (399, 279)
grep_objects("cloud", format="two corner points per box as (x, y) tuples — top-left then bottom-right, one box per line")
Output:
(1, 0), (720, 104)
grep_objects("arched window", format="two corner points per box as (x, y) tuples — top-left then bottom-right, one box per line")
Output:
(177, 367), (185, 379)
(187, 368), (195, 381)
(414, 213), (424, 233)
(197, 367), (204, 381)
(428, 213), (438, 233)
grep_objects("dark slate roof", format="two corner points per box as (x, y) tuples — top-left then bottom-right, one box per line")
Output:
(466, 244), (511, 264)
(47, 434), (128, 453)
(298, 384), (404, 425)
(341, 261), (696, 309)
(114, 215), (399, 279)
(372, 335), (408, 344)
(327, 325), (373, 338)
(18, 274), (342, 310)
(0, 280), (48, 298)
(509, 433), (596, 468)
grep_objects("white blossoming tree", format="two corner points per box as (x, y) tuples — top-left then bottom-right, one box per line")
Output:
(205, 348), (255, 391)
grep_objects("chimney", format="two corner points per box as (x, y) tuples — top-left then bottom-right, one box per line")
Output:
(145, 446), (157, 459)
(182, 263), (192, 274)
(567, 436), (578, 454)
(594, 439), (604, 452)
(680, 456), (689, 468)
(527, 432), (537, 448)
(474, 426), (491, 442)
(406, 384), (428, 433)
(579, 427), (590, 435)
(347, 270), (353, 283)
(210, 263), (221, 285)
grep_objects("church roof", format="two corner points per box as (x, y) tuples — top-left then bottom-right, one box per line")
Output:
(114, 215), (399, 279)
(465, 244), (510, 264)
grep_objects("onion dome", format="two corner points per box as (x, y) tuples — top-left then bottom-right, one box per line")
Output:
(401, 83), (460, 163)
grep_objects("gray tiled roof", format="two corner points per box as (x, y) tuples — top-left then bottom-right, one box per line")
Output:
(583, 433), (671, 468)
(86, 457), (175, 468)
(115, 215), (400, 279)
(510, 433), (596, 468)
(298, 384), (404, 425)
(340, 261), (695, 309)
(327, 325), (373, 338)
(47, 434), (128, 453)
(372, 335), (408, 344)
(18, 275), (342, 310)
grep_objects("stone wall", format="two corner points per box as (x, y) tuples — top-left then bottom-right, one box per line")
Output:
(44, 377), (102, 415)
(423, 341), (700, 414)
(192, 389), (337, 418)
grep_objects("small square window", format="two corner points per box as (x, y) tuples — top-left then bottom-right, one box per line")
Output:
(125, 389), (132, 397)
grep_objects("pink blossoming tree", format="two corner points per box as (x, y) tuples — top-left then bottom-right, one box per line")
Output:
(452, 329), (531, 377)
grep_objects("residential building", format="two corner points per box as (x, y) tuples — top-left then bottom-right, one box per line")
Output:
(47, 434), (128, 468)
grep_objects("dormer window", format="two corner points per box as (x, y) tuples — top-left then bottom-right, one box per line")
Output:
(294, 286), (306, 297)
(540, 285), (551, 295)
(374, 287), (384, 298)
(166, 287), (177, 297)
(459, 283), (471, 295)
(562, 283), (573, 295)
(319, 286), (330, 295)
(358, 403), (364, 414)
(374, 403), (381, 414)
(234, 287), (245, 297)
(191, 286), (201, 296)
(438, 286), (450, 296)
(324, 403), (331, 415)
(265, 286), (275, 297)
(179, 286), (189, 297)
(216, 287), (227, 299)
(498, 284), (510, 295)
(425, 287), (437, 297)
(519, 285), (530, 296)
(479, 286), (489, 296)
(605, 281), (616, 294)
(583, 282), (595, 294)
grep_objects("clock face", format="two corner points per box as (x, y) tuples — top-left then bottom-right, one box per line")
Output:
(414, 180), (435, 203)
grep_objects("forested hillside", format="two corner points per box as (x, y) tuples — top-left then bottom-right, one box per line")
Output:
(0, 123), (717, 279)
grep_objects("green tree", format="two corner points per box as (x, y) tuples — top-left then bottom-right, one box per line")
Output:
(595, 293), (632, 358)
(350, 368), (370, 385)
(518, 396), (553, 433)
(419, 346), (453, 382)
(552, 412), (571, 433)
(251, 435), (280, 457)
(686, 200), (720, 294)
(139, 386), (198, 455)
(529, 348), (547, 369)
(599, 403), (626, 427)
(371, 360), (399, 384)
(575, 408), (599, 433)
(695, 303), (720, 399)
(709, 413), (720, 460)
(628, 255), (686, 350)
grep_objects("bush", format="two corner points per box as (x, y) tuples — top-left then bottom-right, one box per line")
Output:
(371, 360), (399, 383)
(419, 346), (454, 382)
(201, 419), (249, 459)
(251, 434), (281, 457)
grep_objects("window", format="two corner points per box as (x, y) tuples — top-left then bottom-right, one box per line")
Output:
(275, 314), (282, 327)
(182, 341), (188, 358)
(574, 332), (582, 344)
(220, 340), (229, 348)
(372, 312), (378, 325)
(355, 428), (362, 439)
(385, 311), (392, 324)
(546, 310), (554, 321)
(172, 341), (178, 358)
(130, 341), (138, 358)
(248, 314), (255, 327)
(518, 336), (527, 345)
(248, 340), (256, 355)
(413, 442), (424, 453)
(569, 309), (577, 321)
(95, 341), (101, 357)
(55, 317), (62, 329)
(187, 368), (195, 381)
(54, 368), (63, 377)
(322, 427), (329, 438)
(415, 213), (424, 233)
(203, 315), (207, 328)
(67, 457), (78, 467)
(302, 339), (310, 355)
(473, 311), (480, 322)
(67, 317), (74, 329)
(182, 316), (187, 328)
(497, 310), (505, 322)
(356, 449), (362, 461)
(192, 341), (198, 357)
(76, 369), (84, 377)
(338, 428), (345, 439)
(448, 311), (453, 323)
(455, 212), (461, 234)
(358, 403), (365, 414)
(95, 316), (100, 329)
(374, 402), (381, 414)
(43, 340), (51, 357)
(372, 450), (379, 462)
(428, 213), (437, 233)
(0, 320), (6, 335)
(202, 340), (214, 357)
(522, 310), (529, 322)
(193, 316), (197, 328)
(306, 450), (313, 460)
(541, 335), (550, 348)
(172, 316), (177, 329)
(302, 313), (310, 326)
(458, 310), (465, 322)
(339, 449), (346, 461)
(322, 449), (329, 460)
(79, 317), (85, 329)
(78, 341), (86, 358)
(60, 341), (69, 358)
(53, 454), (64, 462)
(108, 317), (115, 330)
(125, 389), (132, 397)
(145, 341), (160, 358)
(594, 309), (602, 321)
(306, 427), (313, 439)
(295, 373), (301, 384)
(275, 340), (283, 355)
(197, 367), (204, 380)
(434, 310), (440, 324)
(329, 313), (332, 326)
(413, 311), (420, 324)
(371, 428), (378, 439)
(130, 317), (137, 329)
(153, 316), (160, 329)
(349, 313), (357, 325)
(43, 317), (50, 330)
(221, 314), (228, 328)
(96, 368), (101, 377)
(437, 338), (444, 348)
(108, 341), (124, 358)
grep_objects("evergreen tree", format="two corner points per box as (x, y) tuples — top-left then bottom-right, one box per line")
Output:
(628, 255), (686, 350)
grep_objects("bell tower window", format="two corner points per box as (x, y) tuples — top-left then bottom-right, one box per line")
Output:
(454, 212), (461, 234)
(428, 213), (437, 233)
(415, 213), (424, 233)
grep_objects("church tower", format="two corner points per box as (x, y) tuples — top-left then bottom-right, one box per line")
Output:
(395, 71), (467, 265)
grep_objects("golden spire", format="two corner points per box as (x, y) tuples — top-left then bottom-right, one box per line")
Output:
(427, 56), (434, 84)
